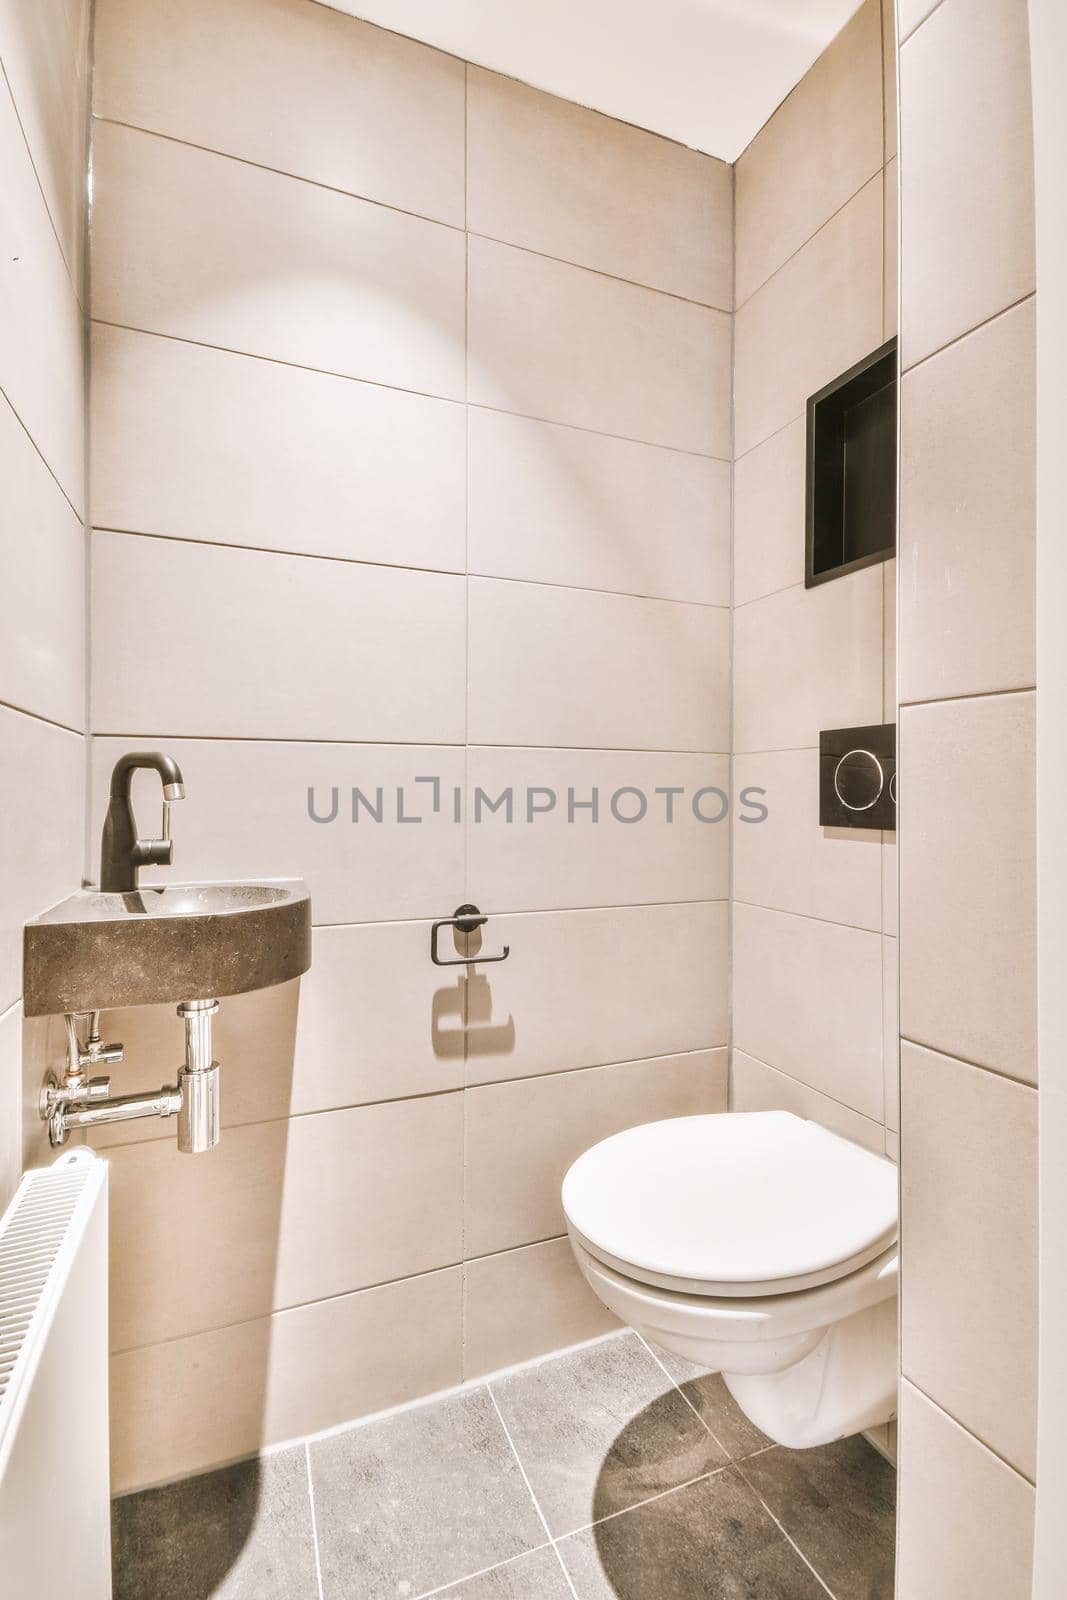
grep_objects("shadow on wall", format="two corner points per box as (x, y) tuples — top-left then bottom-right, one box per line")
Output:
(433, 922), (516, 1059)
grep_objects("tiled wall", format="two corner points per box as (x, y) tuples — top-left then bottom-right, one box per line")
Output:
(0, 1), (89, 1208)
(894, 0), (1037, 1593)
(87, 0), (733, 1492)
(730, 0), (900, 1162)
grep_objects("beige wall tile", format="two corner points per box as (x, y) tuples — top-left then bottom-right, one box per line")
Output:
(293, 923), (467, 1108)
(733, 569), (883, 752)
(732, 418), (806, 608)
(88, 921), (466, 1151)
(91, 121), (466, 400)
(882, 558), (897, 721)
(734, 174), (883, 456)
(108, 1092), (463, 1350)
(733, 902), (884, 1121)
(110, 1266), (462, 1493)
(883, 936), (899, 1132)
(467, 748), (730, 912)
(899, 0), (1034, 367)
(19, 1013), (67, 1174)
(735, 0), (883, 305)
(901, 1042), (1037, 1477)
(464, 1050), (726, 1257)
(732, 749), (883, 930)
(463, 1239), (619, 1380)
(897, 0), (940, 41)
(91, 532), (466, 744)
(0, 76), (85, 511)
(468, 408), (730, 606)
(884, 1128), (898, 1163)
(0, 707), (83, 1013)
(883, 157), (898, 339)
(468, 235), (731, 457)
(465, 902), (728, 1086)
(882, 0), (898, 159)
(93, 0), (466, 227)
(897, 1382), (1034, 1599)
(0, 0), (89, 285)
(882, 833), (898, 935)
(899, 299), (1035, 702)
(899, 694), (1035, 1080)
(0, 1001), (21, 1211)
(467, 67), (731, 307)
(730, 1049), (886, 1154)
(468, 578), (729, 754)
(91, 325), (466, 572)
(90, 737), (466, 925)
(0, 392), (85, 729)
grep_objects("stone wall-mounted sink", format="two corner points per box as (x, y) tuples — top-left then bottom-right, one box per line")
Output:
(23, 879), (311, 1016)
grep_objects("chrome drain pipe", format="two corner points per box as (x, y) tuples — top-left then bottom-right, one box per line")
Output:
(176, 999), (220, 1154)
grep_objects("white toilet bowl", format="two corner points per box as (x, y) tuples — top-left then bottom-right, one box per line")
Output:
(562, 1111), (898, 1450)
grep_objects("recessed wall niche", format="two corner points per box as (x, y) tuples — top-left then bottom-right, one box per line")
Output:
(805, 338), (898, 587)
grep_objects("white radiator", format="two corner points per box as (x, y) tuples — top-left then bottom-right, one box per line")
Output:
(0, 1149), (111, 1600)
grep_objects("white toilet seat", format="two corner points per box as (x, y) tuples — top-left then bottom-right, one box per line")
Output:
(561, 1110), (898, 1299)
(562, 1110), (900, 1448)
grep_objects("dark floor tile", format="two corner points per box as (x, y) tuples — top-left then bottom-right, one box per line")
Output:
(490, 1332), (727, 1538)
(558, 1467), (829, 1599)
(741, 1437), (896, 1600)
(111, 1447), (319, 1600)
(436, 1545), (574, 1598)
(309, 1385), (545, 1600)
(644, 1340), (772, 1460)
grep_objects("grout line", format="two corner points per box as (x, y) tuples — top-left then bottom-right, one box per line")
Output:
(0, 59), (82, 302)
(733, 166), (884, 315)
(93, 113), (467, 233)
(90, 319), (729, 464)
(730, 1047), (885, 1137)
(112, 1331), (632, 1495)
(900, 290), (1036, 380)
(92, 115), (729, 314)
(558, 1465), (727, 1541)
(898, 0), (948, 47)
(899, 682), (1036, 710)
(96, 1045), (728, 1156)
(902, 1379), (1036, 1487)
(733, 898), (883, 939)
(411, 1543), (554, 1600)
(0, 379), (84, 526)
(0, 696), (84, 739)
(899, 1035), (1037, 1095)
(734, 1460), (838, 1599)
(636, 1333), (733, 1459)
(92, 522), (732, 612)
(92, 730), (733, 754)
(486, 1387), (579, 1599)
(304, 1442), (326, 1600)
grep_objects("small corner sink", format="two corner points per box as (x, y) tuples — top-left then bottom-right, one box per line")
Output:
(23, 879), (311, 1016)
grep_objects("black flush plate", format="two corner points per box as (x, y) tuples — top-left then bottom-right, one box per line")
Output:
(820, 724), (896, 831)
(806, 339), (897, 587)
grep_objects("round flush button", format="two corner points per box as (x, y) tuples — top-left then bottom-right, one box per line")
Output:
(833, 749), (884, 812)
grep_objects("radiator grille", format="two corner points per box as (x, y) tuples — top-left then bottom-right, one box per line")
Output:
(0, 1158), (96, 1413)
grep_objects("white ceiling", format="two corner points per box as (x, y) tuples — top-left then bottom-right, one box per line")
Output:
(321, 0), (866, 162)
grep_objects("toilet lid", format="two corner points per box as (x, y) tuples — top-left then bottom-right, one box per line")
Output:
(562, 1111), (898, 1297)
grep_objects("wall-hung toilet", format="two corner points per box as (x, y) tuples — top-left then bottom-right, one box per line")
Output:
(562, 1111), (898, 1450)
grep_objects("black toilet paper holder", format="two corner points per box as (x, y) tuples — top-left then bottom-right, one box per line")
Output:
(430, 904), (510, 966)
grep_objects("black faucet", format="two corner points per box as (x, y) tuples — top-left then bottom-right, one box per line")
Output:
(100, 752), (186, 892)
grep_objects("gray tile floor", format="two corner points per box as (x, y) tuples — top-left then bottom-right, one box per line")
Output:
(112, 1330), (895, 1600)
